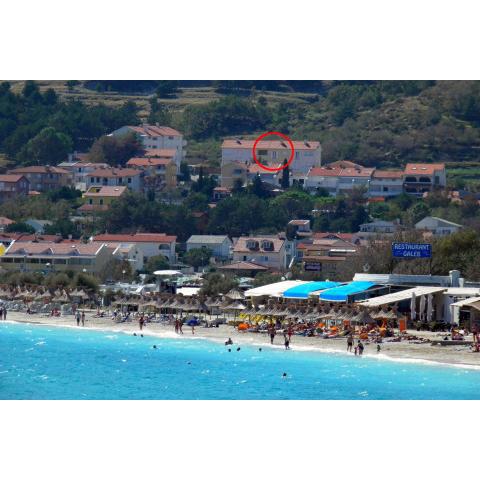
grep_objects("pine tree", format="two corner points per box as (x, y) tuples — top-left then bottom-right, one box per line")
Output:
(280, 159), (290, 189)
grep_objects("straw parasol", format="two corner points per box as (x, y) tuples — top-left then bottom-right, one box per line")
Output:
(225, 289), (245, 301)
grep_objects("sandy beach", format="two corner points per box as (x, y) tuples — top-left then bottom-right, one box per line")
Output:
(5, 310), (480, 369)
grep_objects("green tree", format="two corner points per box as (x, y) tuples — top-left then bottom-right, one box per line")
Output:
(183, 247), (212, 270)
(5, 222), (35, 233)
(17, 127), (73, 166)
(88, 132), (143, 166)
(145, 255), (170, 273)
(280, 160), (290, 189)
(200, 272), (238, 296)
(156, 81), (179, 98)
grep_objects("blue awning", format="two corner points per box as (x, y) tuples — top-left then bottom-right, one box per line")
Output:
(319, 281), (376, 302)
(282, 281), (342, 299)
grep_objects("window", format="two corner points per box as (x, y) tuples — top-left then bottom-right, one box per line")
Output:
(243, 255), (247, 261)
(127, 177), (132, 183)
(99, 199), (104, 205)
(88, 199), (93, 205)
(383, 186), (388, 192)
(272, 151), (277, 159)
(258, 150), (267, 156)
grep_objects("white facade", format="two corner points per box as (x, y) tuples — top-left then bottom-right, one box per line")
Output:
(368, 175), (404, 197)
(111, 125), (186, 172)
(186, 235), (232, 259)
(86, 169), (143, 192)
(415, 217), (463, 236)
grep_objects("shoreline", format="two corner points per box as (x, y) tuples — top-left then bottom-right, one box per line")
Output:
(5, 311), (480, 370)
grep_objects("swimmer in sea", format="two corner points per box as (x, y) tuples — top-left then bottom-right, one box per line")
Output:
(236, 347), (241, 351)
(225, 338), (233, 345)
(282, 372), (287, 378)
(153, 345), (157, 349)
(259, 348), (262, 352)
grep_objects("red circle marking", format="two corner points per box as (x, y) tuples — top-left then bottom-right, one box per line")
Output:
(252, 131), (295, 172)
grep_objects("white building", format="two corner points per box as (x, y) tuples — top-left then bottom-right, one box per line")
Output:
(368, 170), (404, 197)
(221, 138), (321, 188)
(357, 219), (401, 239)
(415, 217), (463, 236)
(91, 233), (177, 264)
(86, 168), (143, 192)
(186, 235), (232, 260)
(404, 163), (447, 196)
(110, 124), (186, 172)
(304, 164), (374, 196)
(233, 236), (287, 270)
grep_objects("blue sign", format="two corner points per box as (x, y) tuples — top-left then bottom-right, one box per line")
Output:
(392, 242), (432, 259)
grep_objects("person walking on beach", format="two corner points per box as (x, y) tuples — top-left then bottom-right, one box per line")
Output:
(191, 323), (195, 335)
(3, 305), (7, 320)
(139, 315), (145, 331)
(347, 334), (353, 352)
(269, 325), (276, 344)
(76, 311), (81, 326)
(174, 318), (179, 334)
(358, 340), (364, 356)
(81, 311), (85, 327)
(284, 332), (290, 350)
(179, 319), (184, 334)
(287, 322), (293, 341)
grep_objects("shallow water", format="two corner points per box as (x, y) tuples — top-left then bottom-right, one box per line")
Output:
(1, 322), (480, 399)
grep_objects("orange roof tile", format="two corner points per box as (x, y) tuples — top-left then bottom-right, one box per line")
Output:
(86, 168), (141, 178)
(308, 166), (374, 178)
(92, 233), (176, 243)
(404, 163), (445, 175)
(0, 174), (27, 183)
(127, 157), (173, 167)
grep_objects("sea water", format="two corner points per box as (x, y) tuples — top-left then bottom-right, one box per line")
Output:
(1, 322), (480, 400)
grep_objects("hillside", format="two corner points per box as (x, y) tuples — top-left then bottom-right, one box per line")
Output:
(2, 80), (480, 187)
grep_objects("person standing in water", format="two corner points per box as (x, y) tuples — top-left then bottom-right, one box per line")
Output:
(76, 311), (81, 326)
(347, 334), (353, 352)
(284, 332), (290, 350)
(269, 325), (276, 344)
(358, 340), (364, 356)
(81, 311), (85, 327)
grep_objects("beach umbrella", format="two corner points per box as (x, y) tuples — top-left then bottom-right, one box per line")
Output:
(427, 294), (433, 322)
(419, 295), (426, 322)
(410, 292), (417, 322)
(238, 323), (249, 331)
(225, 289), (245, 301)
(187, 319), (199, 326)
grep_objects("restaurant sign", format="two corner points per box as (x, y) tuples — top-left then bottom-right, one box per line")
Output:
(392, 242), (432, 259)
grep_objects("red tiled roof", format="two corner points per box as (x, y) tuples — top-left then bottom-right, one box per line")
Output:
(92, 233), (176, 243)
(143, 149), (177, 158)
(6, 241), (103, 256)
(404, 163), (445, 175)
(313, 232), (355, 241)
(248, 164), (281, 174)
(308, 166), (374, 178)
(222, 139), (320, 150)
(14, 234), (62, 243)
(8, 166), (69, 174)
(372, 170), (403, 179)
(77, 204), (109, 212)
(127, 125), (182, 137)
(86, 168), (141, 178)
(0, 174), (26, 183)
(0, 217), (14, 226)
(327, 160), (363, 169)
(84, 186), (127, 197)
(218, 261), (268, 271)
(233, 236), (284, 253)
(127, 157), (173, 167)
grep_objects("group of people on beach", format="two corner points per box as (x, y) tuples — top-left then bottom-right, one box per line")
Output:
(267, 324), (293, 350)
(75, 311), (85, 327)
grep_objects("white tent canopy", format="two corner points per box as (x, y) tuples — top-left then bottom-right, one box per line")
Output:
(358, 287), (446, 308)
(450, 296), (480, 308)
(244, 280), (308, 298)
(177, 287), (201, 297)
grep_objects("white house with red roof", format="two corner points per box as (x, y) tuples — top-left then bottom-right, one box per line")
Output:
(233, 235), (287, 270)
(403, 163), (446, 196)
(86, 167), (143, 192)
(304, 164), (374, 196)
(369, 170), (404, 197)
(91, 233), (177, 264)
(221, 138), (321, 188)
(110, 124), (186, 172)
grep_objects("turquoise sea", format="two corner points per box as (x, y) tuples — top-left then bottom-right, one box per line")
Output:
(1, 322), (480, 399)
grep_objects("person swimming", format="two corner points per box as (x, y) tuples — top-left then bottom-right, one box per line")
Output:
(153, 345), (157, 349)
(259, 348), (262, 352)
(228, 348), (231, 352)
(236, 347), (241, 351)
(140, 334), (144, 338)
(282, 372), (287, 378)
(133, 333), (137, 336)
